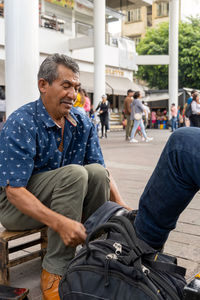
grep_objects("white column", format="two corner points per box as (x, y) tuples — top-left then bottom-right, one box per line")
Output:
(4, 0), (39, 117)
(168, 0), (179, 116)
(93, 0), (106, 109)
(71, 7), (76, 38)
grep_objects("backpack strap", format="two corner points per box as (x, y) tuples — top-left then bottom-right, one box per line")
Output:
(144, 259), (186, 277)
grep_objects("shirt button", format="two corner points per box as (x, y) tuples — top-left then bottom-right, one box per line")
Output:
(57, 138), (61, 142)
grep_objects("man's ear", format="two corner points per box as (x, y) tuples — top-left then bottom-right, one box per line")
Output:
(38, 78), (49, 94)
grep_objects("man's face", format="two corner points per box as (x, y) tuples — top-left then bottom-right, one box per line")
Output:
(128, 92), (134, 97)
(40, 64), (80, 119)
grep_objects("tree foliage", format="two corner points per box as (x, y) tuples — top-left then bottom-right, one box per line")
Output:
(136, 17), (200, 89)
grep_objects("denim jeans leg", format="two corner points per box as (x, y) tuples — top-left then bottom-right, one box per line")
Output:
(140, 120), (147, 139)
(130, 120), (140, 139)
(135, 127), (200, 248)
(172, 117), (177, 131)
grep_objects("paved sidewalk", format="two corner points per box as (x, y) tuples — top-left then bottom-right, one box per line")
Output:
(1, 129), (200, 299)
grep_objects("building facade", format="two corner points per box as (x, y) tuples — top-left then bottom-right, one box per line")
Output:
(122, 1), (170, 47)
(0, 0), (143, 115)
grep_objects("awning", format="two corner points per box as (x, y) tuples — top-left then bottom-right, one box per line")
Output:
(79, 72), (112, 94)
(79, 72), (143, 95)
(106, 76), (143, 96)
(144, 92), (183, 102)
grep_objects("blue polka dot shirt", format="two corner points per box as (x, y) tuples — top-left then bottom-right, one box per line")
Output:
(0, 98), (105, 187)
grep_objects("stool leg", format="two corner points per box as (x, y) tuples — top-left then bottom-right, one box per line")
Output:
(41, 228), (47, 260)
(0, 240), (9, 285)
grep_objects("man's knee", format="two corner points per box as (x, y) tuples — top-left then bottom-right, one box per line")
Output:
(57, 164), (88, 186)
(84, 163), (109, 183)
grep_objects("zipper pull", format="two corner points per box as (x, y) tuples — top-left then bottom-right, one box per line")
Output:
(113, 242), (122, 255)
(142, 265), (150, 275)
(106, 253), (118, 260)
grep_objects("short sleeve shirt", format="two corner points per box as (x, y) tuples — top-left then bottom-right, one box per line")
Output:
(0, 98), (105, 187)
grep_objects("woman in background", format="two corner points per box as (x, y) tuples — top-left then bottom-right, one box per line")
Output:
(130, 91), (153, 143)
(73, 87), (85, 114)
(190, 92), (200, 127)
(83, 89), (91, 116)
(95, 95), (109, 138)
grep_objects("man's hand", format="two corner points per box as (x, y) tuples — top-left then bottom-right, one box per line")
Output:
(57, 215), (87, 247)
(5, 186), (87, 248)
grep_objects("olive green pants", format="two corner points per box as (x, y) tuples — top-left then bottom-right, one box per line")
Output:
(125, 114), (133, 139)
(0, 164), (110, 275)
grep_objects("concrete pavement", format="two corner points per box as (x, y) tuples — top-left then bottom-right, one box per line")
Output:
(1, 129), (200, 299)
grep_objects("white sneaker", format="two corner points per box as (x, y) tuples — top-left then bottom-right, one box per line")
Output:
(146, 137), (153, 142)
(130, 138), (138, 143)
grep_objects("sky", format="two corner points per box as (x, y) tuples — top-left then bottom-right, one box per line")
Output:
(181, 0), (200, 21)
(108, 21), (121, 34)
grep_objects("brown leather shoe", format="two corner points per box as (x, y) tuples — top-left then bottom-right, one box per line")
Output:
(41, 269), (62, 300)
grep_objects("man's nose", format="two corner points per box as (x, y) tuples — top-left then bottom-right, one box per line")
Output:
(67, 87), (76, 99)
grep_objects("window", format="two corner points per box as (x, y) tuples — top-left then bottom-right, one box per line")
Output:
(126, 8), (141, 22)
(130, 36), (141, 47)
(147, 6), (152, 27)
(157, 2), (169, 17)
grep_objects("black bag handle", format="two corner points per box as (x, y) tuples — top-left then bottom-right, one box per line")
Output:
(85, 221), (135, 251)
(144, 259), (186, 277)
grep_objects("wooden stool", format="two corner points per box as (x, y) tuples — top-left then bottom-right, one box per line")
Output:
(0, 227), (47, 285)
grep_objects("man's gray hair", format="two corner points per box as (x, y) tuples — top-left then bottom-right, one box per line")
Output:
(38, 53), (79, 84)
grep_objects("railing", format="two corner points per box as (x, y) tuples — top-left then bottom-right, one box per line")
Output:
(39, 11), (72, 33)
(75, 21), (93, 37)
(105, 32), (118, 47)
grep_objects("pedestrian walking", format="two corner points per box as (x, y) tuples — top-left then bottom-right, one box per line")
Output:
(124, 89), (134, 140)
(170, 103), (178, 132)
(95, 95), (110, 138)
(142, 101), (150, 129)
(130, 91), (153, 143)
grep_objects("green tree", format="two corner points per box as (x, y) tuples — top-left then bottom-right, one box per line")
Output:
(136, 17), (200, 89)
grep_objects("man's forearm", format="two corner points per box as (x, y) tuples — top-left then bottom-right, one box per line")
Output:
(5, 186), (87, 246)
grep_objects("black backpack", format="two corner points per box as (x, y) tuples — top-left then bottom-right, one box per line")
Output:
(59, 213), (186, 300)
(185, 103), (192, 118)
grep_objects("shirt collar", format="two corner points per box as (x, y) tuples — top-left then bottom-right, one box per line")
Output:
(37, 98), (79, 128)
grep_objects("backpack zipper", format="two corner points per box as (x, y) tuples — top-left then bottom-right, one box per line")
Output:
(66, 265), (163, 300)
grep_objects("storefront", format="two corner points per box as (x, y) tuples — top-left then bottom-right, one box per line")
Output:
(79, 67), (143, 111)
